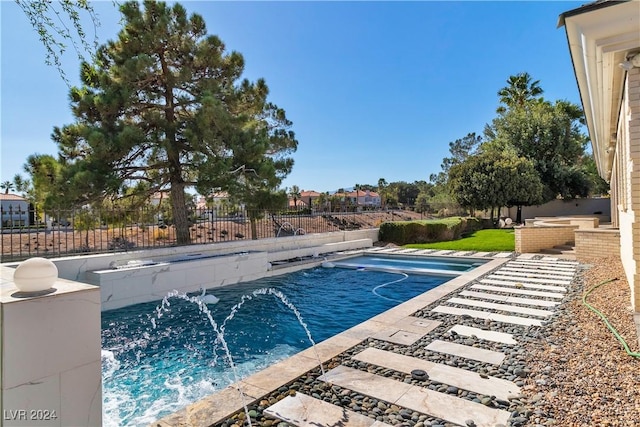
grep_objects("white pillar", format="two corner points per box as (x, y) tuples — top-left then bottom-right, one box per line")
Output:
(1, 259), (102, 426)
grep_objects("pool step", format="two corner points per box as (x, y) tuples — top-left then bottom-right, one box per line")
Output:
(319, 365), (512, 427)
(264, 392), (392, 427)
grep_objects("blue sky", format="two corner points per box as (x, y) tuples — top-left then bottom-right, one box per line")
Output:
(1, 1), (584, 194)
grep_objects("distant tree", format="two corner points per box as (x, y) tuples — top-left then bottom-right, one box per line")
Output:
(486, 99), (589, 202)
(23, 154), (63, 211)
(581, 153), (610, 196)
(414, 192), (430, 214)
(52, 1), (297, 245)
(1, 181), (14, 194)
(377, 178), (388, 208)
(448, 148), (543, 222)
(430, 133), (481, 188)
(496, 72), (544, 114)
(288, 185), (301, 208)
(12, 174), (30, 196)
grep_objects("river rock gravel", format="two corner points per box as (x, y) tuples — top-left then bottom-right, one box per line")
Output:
(522, 257), (640, 427)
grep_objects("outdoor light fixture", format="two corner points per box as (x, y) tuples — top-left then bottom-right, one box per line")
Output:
(619, 52), (640, 70)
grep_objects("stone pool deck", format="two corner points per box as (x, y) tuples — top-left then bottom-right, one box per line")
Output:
(153, 249), (579, 427)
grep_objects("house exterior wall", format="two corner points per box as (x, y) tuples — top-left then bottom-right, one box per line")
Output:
(561, 0), (640, 313)
(618, 67), (640, 310)
(0, 198), (30, 228)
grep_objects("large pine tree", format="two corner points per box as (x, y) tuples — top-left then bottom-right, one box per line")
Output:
(53, 1), (297, 244)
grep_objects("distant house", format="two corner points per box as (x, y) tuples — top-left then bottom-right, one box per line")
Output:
(0, 193), (31, 228)
(288, 190), (323, 209)
(347, 189), (381, 208)
(332, 189), (381, 210)
(149, 191), (171, 207)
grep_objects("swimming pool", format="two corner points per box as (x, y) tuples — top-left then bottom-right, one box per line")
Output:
(101, 254), (483, 426)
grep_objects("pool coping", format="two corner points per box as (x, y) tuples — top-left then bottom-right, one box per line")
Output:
(152, 255), (508, 426)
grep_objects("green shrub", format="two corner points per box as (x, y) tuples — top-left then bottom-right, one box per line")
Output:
(378, 217), (482, 245)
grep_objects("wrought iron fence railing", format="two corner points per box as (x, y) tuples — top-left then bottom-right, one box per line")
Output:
(1, 207), (392, 263)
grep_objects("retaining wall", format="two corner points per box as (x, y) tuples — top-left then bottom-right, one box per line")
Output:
(575, 228), (621, 260)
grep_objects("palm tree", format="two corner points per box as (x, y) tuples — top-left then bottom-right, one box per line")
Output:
(377, 178), (388, 209)
(12, 174), (30, 195)
(288, 185), (301, 209)
(1, 181), (14, 194)
(496, 72), (544, 114)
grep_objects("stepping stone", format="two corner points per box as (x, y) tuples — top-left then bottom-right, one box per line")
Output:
(425, 339), (506, 365)
(431, 250), (454, 256)
(538, 257), (578, 265)
(492, 270), (574, 281)
(508, 259), (577, 270)
(415, 249), (435, 254)
(265, 392), (392, 427)
(500, 267), (574, 277)
(481, 278), (567, 292)
(372, 317), (442, 345)
(487, 273), (570, 286)
(449, 324), (517, 345)
(507, 263), (576, 273)
(353, 348), (518, 400)
(516, 253), (536, 259)
(492, 252), (513, 258)
(447, 297), (554, 317)
(319, 365), (511, 427)
(472, 252), (490, 257)
(431, 305), (543, 326)
(459, 290), (560, 308)
(471, 284), (565, 299)
(451, 251), (471, 257)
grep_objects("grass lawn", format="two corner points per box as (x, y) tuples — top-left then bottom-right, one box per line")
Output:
(404, 229), (515, 252)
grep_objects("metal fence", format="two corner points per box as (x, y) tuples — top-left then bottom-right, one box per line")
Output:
(1, 206), (395, 263)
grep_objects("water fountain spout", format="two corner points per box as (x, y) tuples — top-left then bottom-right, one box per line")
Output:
(154, 291), (253, 426)
(276, 221), (295, 237)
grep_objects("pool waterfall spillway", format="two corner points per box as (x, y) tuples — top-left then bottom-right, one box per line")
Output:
(86, 237), (375, 311)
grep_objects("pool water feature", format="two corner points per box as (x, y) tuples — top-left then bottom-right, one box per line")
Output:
(101, 256), (482, 426)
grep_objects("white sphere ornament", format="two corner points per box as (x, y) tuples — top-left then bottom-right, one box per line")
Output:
(14, 257), (58, 293)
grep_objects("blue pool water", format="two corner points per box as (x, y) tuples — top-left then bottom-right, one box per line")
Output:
(101, 256), (481, 426)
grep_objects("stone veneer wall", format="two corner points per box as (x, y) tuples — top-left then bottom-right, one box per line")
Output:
(574, 229), (621, 261)
(515, 225), (577, 254)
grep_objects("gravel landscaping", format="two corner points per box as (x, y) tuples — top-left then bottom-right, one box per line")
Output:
(522, 257), (640, 426)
